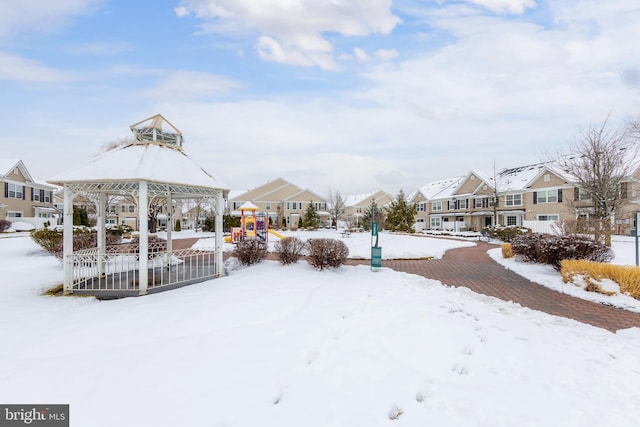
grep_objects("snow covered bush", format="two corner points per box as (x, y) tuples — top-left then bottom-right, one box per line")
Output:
(233, 238), (268, 266)
(274, 237), (307, 265)
(306, 238), (349, 270)
(0, 220), (10, 232)
(511, 233), (613, 271)
(483, 226), (531, 242)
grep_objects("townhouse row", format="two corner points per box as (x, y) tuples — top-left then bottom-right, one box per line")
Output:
(3, 157), (639, 235)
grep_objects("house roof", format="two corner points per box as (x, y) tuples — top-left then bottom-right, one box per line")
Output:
(0, 159), (34, 182)
(417, 176), (466, 200)
(47, 115), (229, 192)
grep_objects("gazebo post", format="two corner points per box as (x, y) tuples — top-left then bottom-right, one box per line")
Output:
(166, 192), (173, 256)
(138, 180), (149, 295)
(97, 191), (106, 276)
(215, 190), (224, 277)
(63, 185), (74, 294)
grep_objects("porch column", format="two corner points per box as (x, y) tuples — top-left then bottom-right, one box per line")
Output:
(138, 180), (149, 295)
(63, 185), (74, 294)
(166, 192), (173, 255)
(97, 191), (106, 276)
(215, 190), (224, 277)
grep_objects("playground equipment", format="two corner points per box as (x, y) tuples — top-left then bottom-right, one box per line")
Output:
(228, 201), (270, 243)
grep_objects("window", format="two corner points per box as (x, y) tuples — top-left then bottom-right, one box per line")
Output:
(506, 215), (517, 226)
(458, 199), (468, 209)
(7, 183), (24, 199)
(33, 190), (40, 202)
(417, 202), (426, 212)
(38, 212), (52, 218)
(107, 204), (117, 214)
(535, 189), (558, 204)
(430, 217), (441, 229)
(537, 214), (559, 221)
(44, 191), (51, 203)
(7, 211), (22, 218)
(475, 198), (484, 208)
(266, 202), (271, 210)
(121, 205), (126, 213)
(543, 174), (550, 182)
(432, 201), (442, 212)
(505, 194), (522, 207)
(129, 205), (135, 213)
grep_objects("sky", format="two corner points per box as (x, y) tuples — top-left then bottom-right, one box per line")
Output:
(2, 0), (640, 196)
(1, 232), (639, 426)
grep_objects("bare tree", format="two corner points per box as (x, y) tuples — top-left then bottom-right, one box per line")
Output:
(327, 188), (346, 229)
(98, 136), (134, 155)
(555, 116), (638, 246)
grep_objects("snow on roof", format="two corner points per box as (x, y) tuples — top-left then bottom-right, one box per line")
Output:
(47, 142), (229, 190)
(418, 176), (465, 200)
(343, 191), (377, 207)
(496, 162), (572, 192)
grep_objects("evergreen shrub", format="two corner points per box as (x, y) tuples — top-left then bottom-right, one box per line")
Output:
(0, 219), (11, 232)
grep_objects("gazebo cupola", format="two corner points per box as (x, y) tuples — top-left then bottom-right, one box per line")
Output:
(48, 114), (230, 297)
(130, 114), (183, 148)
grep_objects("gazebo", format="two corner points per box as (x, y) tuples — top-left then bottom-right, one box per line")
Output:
(48, 114), (230, 297)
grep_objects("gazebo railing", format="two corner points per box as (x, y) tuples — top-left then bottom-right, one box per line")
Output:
(70, 244), (217, 295)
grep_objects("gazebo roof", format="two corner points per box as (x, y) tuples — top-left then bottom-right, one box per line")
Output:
(48, 114), (229, 194)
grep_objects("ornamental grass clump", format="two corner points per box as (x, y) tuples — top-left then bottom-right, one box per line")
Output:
(561, 259), (640, 299)
(501, 243), (513, 258)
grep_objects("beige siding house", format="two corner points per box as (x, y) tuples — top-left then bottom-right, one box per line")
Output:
(1, 159), (57, 225)
(342, 190), (394, 229)
(412, 162), (637, 233)
(230, 178), (329, 229)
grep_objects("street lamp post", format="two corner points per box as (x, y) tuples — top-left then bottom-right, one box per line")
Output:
(452, 197), (457, 233)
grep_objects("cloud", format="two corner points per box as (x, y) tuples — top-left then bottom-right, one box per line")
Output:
(374, 48), (399, 61)
(143, 70), (242, 100)
(463, 0), (536, 14)
(0, 0), (103, 41)
(0, 52), (71, 82)
(621, 67), (640, 88)
(176, 0), (400, 69)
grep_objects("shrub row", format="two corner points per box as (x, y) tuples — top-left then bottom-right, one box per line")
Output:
(482, 226), (531, 242)
(561, 259), (640, 299)
(233, 237), (349, 270)
(510, 233), (613, 271)
(31, 228), (122, 258)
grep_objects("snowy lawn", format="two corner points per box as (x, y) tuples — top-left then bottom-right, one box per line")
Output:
(188, 229), (476, 259)
(1, 235), (640, 426)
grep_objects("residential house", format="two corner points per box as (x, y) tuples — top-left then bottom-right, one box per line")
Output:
(341, 190), (394, 229)
(230, 178), (329, 229)
(1, 159), (57, 226)
(413, 163), (584, 232)
(411, 176), (465, 231)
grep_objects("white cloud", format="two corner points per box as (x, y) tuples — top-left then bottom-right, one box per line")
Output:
(463, 0), (536, 14)
(144, 70), (242, 100)
(0, 52), (71, 82)
(0, 0), (103, 41)
(374, 48), (399, 61)
(353, 47), (371, 63)
(176, 0), (400, 69)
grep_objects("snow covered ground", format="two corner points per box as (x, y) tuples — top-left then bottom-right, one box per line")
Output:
(1, 232), (639, 426)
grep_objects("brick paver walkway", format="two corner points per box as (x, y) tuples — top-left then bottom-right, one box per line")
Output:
(173, 238), (640, 332)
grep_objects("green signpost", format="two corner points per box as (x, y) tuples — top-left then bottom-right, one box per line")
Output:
(371, 221), (382, 271)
